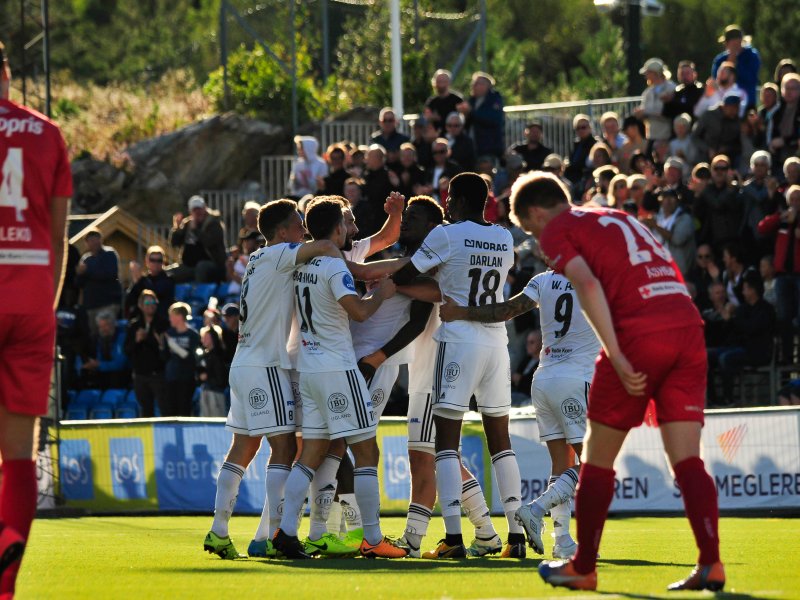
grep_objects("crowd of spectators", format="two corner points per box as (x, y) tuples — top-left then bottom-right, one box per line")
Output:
(58, 24), (800, 415)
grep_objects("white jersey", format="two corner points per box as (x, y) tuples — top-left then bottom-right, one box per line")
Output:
(411, 221), (513, 347)
(350, 294), (413, 366)
(522, 270), (600, 381)
(294, 256), (359, 373)
(231, 242), (301, 369)
(407, 306), (441, 394)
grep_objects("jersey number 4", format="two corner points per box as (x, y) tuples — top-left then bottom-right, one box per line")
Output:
(598, 213), (671, 265)
(0, 148), (28, 222)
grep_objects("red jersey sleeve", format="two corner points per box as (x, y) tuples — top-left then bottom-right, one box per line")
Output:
(538, 211), (580, 272)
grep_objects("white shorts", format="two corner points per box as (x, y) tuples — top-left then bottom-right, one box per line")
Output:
(300, 369), (377, 442)
(227, 366), (297, 437)
(407, 392), (435, 454)
(432, 341), (511, 416)
(531, 376), (589, 444)
(368, 363), (399, 420)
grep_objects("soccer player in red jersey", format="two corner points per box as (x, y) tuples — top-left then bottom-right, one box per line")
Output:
(0, 42), (71, 597)
(509, 172), (723, 592)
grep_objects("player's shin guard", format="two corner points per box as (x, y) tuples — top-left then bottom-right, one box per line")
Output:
(0, 459), (36, 595)
(353, 467), (382, 545)
(338, 493), (363, 533)
(279, 463), (315, 537)
(573, 463), (615, 574)
(307, 454), (342, 540)
(435, 450), (463, 535)
(550, 499), (573, 543)
(491, 450), (524, 534)
(255, 463), (290, 541)
(211, 462), (245, 538)
(531, 467), (579, 518)
(461, 476), (497, 538)
(674, 456), (720, 565)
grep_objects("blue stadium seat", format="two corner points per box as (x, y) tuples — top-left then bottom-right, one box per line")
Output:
(191, 283), (217, 304)
(126, 389), (137, 404)
(75, 389), (102, 407)
(116, 319), (128, 330)
(65, 406), (88, 420)
(174, 283), (193, 302)
(67, 390), (77, 406)
(89, 404), (114, 420)
(215, 283), (230, 300)
(101, 388), (128, 407)
(115, 402), (139, 419)
(188, 299), (207, 319)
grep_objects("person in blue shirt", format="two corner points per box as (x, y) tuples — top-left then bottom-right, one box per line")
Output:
(76, 229), (122, 335)
(712, 25), (761, 111)
(160, 302), (200, 416)
(80, 311), (129, 389)
(457, 71), (505, 159)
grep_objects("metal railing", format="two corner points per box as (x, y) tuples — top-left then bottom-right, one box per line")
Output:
(133, 223), (174, 264)
(199, 189), (265, 247)
(260, 155), (295, 202)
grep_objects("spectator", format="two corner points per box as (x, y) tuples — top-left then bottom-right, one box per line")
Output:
(774, 58), (797, 89)
(589, 142), (613, 169)
(510, 119), (552, 171)
(669, 114), (699, 166)
(758, 184), (800, 363)
(721, 243), (748, 307)
(125, 290), (168, 417)
(168, 195), (227, 283)
(411, 117), (437, 169)
(642, 188), (696, 276)
(634, 57), (676, 142)
(225, 230), (264, 303)
(785, 157), (800, 188)
(457, 71), (504, 158)
(56, 298), (91, 401)
(689, 161), (712, 198)
(689, 244), (722, 311)
(607, 173), (629, 207)
(125, 245), (174, 320)
(220, 303), (239, 365)
(761, 255), (777, 307)
(511, 330), (542, 404)
(160, 302), (200, 416)
(663, 60), (705, 123)
(423, 69), (463, 135)
(392, 142), (426, 198)
(585, 165), (619, 207)
(541, 153), (571, 189)
(289, 135), (328, 198)
(691, 92), (744, 166)
(421, 138), (462, 202)
(360, 144), (397, 238)
(702, 281), (732, 348)
(370, 107), (410, 165)
(742, 151), (781, 261)
(627, 174), (658, 217)
(754, 83), (781, 153)
(349, 145), (367, 178)
(712, 25), (761, 111)
(238, 200), (260, 241)
(707, 271), (776, 405)
(662, 157), (694, 208)
(61, 243), (82, 308)
(444, 112), (476, 171)
(618, 115), (647, 174)
(599, 112), (627, 163)
(197, 324), (229, 417)
(81, 310), (129, 390)
(769, 74), (800, 168)
(695, 61), (748, 119)
(564, 114), (599, 195)
(694, 155), (744, 255)
(76, 228), (122, 335)
(322, 143), (349, 195)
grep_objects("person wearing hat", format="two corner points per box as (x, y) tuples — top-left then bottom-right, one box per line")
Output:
(456, 71), (505, 159)
(289, 135), (329, 198)
(238, 200), (261, 243)
(712, 25), (760, 112)
(424, 69), (464, 136)
(509, 119), (552, 171)
(695, 61), (748, 119)
(692, 91), (744, 167)
(633, 58), (676, 142)
(168, 195), (227, 283)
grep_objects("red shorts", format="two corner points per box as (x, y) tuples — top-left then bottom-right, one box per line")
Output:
(0, 312), (56, 416)
(588, 325), (706, 430)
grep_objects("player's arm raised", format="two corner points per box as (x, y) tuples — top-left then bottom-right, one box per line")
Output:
(563, 255), (647, 396)
(338, 277), (396, 322)
(294, 239), (341, 264)
(50, 196), (71, 310)
(362, 191), (404, 258)
(439, 291), (536, 323)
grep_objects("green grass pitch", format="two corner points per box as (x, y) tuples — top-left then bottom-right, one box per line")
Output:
(16, 515), (800, 599)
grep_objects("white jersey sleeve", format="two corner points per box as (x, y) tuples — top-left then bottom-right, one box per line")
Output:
(522, 272), (544, 305)
(343, 238), (371, 264)
(327, 259), (358, 301)
(410, 225), (450, 273)
(275, 242), (302, 273)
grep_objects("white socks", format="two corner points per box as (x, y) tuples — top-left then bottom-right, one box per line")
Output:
(530, 467), (580, 518)
(253, 463), (290, 541)
(279, 463), (315, 537)
(353, 467), (382, 545)
(551, 498), (573, 544)
(404, 502), (433, 549)
(338, 493), (362, 532)
(435, 450), (463, 535)
(211, 462), (245, 538)
(491, 450), (523, 534)
(307, 454), (342, 540)
(461, 475), (497, 538)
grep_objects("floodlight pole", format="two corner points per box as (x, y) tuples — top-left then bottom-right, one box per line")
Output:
(42, 0), (51, 117)
(20, 0), (26, 105)
(390, 0), (403, 117)
(625, 0), (642, 95)
(322, 0), (330, 80)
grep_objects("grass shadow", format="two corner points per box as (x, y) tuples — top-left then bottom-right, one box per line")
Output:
(598, 558), (695, 567)
(600, 592), (772, 600)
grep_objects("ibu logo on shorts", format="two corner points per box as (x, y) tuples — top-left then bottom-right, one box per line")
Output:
(60, 439), (94, 500)
(249, 388), (268, 410)
(110, 437), (146, 500)
(371, 388), (385, 408)
(327, 393), (349, 414)
(444, 362), (461, 382)
(561, 398), (584, 420)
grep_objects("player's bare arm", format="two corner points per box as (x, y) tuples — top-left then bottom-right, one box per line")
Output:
(338, 277), (396, 322)
(563, 255), (646, 396)
(397, 277), (441, 303)
(349, 256), (410, 281)
(439, 291), (536, 323)
(364, 191), (404, 257)
(50, 196), (71, 310)
(294, 239), (341, 264)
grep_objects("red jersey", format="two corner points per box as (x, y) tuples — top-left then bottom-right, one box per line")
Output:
(0, 99), (72, 314)
(539, 206), (702, 337)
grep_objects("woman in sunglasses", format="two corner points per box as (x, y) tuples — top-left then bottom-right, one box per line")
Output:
(125, 245), (175, 320)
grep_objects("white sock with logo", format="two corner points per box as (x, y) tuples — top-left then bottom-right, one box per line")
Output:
(404, 502), (433, 550)
(435, 450), (463, 535)
(254, 463), (290, 541)
(211, 462), (245, 538)
(307, 454), (342, 541)
(491, 450), (524, 534)
(461, 475), (497, 538)
(353, 467), (382, 545)
(338, 493), (362, 532)
(530, 467), (579, 519)
(279, 463), (315, 538)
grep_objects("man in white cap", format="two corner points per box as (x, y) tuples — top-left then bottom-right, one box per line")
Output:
(634, 58), (676, 142)
(168, 195), (227, 283)
(239, 200), (261, 241)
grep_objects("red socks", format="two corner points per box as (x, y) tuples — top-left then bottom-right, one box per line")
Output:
(0, 459), (37, 595)
(572, 463), (615, 574)
(673, 456), (720, 565)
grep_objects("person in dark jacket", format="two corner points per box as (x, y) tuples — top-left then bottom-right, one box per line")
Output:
(512, 330), (541, 401)
(424, 69), (464, 135)
(168, 195), (227, 283)
(125, 290), (169, 417)
(769, 74), (800, 168)
(197, 324), (229, 417)
(687, 243), (723, 312)
(391, 143), (426, 199)
(564, 114), (600, 199)
(322, 144), (349, 196)
(707, 270), (776, 405)
(509, 120), (552, 171)
(693, 154), (744, 256)
(663, 60), (705, 123)
(444, 112), (476, 171)
(125, 245), (175, 320)
(359, 145), (397, 239)
(76, 229), (122, 335)
(81, 311), (129, 390)
(457, 71), (504, 159)
(370, 107), (410, 166)
(160, 302), (200, 416)
(220, 303), (239, 365)
(420, 138), (463, 202)
(691, 93), (744, 167)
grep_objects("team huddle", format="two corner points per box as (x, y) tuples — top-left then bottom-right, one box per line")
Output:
(203, 171), (725, 593)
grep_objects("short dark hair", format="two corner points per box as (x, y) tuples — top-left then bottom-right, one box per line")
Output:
(511, 171), (570, 220)
(258, 199), (297, 241)
(407, 195), (444, 225)
(678, 60), (695, 70)
(448, 172), (488, 213)
(742, 268), (764, 297)
(305, 196), (345, 240)
(723, 242), (745, 264)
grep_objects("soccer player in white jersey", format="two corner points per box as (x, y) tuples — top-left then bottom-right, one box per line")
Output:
(203, 199), (340, 560)
(385, 173), (526, 558)
(440, 268), (600, 558)
(272, 196), (407, 559)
